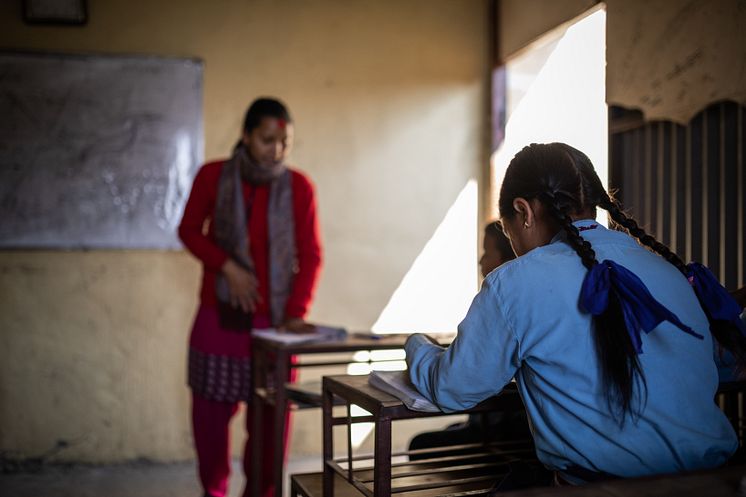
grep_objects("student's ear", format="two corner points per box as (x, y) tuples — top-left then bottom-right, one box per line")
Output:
(512, 198), (534, 229)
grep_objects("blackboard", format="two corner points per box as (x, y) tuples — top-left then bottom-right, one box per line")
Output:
(0, 51), (203, 249)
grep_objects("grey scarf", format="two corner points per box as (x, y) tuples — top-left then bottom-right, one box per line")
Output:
(213, 144), (296, 327)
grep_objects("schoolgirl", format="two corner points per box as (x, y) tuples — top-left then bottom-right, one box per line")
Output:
(406, 143), (746, 484)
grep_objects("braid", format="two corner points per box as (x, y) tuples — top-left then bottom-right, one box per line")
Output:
(599, 195), (688, 275)
(541, 192), (646, 421)
(599, 194), (746, 373)
(541, 192), (597, 270)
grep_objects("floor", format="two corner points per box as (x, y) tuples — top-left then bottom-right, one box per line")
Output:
(0, 456), (321, 497)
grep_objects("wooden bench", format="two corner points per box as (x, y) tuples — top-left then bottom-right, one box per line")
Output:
(496, 464), (746, 497)
(291, 472), (363, 497)
(291, 378), (746, 497)
(291, 463), (746, 497)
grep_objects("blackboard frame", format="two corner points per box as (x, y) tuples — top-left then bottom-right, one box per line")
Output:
(23, 0), (88, 25)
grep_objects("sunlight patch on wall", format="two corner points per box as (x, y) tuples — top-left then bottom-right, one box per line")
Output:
(348, 404), (375, 448)
(370, 179), (479, 334)
(346, 179), (478, 448)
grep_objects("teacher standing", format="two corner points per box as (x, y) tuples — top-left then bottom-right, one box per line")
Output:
(178, 97), (322, 497)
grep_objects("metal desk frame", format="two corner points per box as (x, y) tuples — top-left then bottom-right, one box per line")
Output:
(251, 334), (449, 497)
(321, 374), (528, 497)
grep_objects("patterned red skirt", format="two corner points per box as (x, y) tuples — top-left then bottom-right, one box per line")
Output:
(187, 305), (271, 403)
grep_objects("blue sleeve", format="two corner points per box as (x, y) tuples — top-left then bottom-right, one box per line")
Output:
(405, 278), (521, 412)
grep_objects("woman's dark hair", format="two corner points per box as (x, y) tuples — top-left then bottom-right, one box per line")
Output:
(499, 142), (746, 421)
(485, 221), (516, 263)
(242, 97), (292, 133)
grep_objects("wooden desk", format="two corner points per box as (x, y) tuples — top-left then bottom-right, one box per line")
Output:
(321, 374), (529, 497)
(250, 333), (452, 497)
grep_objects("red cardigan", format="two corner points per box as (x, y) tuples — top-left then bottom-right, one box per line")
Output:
(178, 160), (322, 320)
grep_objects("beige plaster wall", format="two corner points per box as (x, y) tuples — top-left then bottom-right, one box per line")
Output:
(0, 252), (199, 461)
(0, 0), (488, 462)
(606, 0), (746, 123)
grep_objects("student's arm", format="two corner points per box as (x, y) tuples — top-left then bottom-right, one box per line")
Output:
(405, 277), (520, 412)
(285, 171), (322, 319)
(177, 163), (230, 272)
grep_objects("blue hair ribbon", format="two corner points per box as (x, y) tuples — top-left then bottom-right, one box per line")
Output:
(686, 262), (746, 336)
(580, 260), (704, 353)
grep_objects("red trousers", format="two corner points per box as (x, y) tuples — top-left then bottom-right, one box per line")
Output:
(192, 393), (291, 497)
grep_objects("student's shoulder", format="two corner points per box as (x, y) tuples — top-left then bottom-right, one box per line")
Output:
(485, 243), (580, 293)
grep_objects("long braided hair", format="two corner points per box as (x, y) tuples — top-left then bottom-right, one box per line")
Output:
(499, 143), (746, 419)
(594, 176), (746, 373)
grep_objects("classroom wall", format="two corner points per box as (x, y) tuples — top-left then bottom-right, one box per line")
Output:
(498, 0), (746, 123)
(0, 0), (488, 462)
(605, 0), (746, 123)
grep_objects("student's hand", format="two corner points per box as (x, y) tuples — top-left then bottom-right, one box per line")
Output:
(221, 258), (262, 313)
(280, 318), (317, 334)
(405, 333), (442, 349)
(421, 334), (442, 346)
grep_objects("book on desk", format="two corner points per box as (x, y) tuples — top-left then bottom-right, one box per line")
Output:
(252, 325), (347, 345)
(368, 370), (441, 412)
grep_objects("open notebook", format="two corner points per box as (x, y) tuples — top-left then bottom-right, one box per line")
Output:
(252, 325), (347, 345)
(368, 370), (441, 412)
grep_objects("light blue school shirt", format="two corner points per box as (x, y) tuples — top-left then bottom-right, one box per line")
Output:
(406, 220), (737, 478)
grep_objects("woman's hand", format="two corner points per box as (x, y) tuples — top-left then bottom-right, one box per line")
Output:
(281, 318), (317, 334)
(221, 258), (261, 313)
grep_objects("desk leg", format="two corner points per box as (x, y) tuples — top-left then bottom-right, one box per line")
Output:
(251, 347), (265, 497)
(322, 378), (334, 497)
(373, 416), (391, 497)
(273, 352), (289, 497)
(346, 403), (353, 482)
